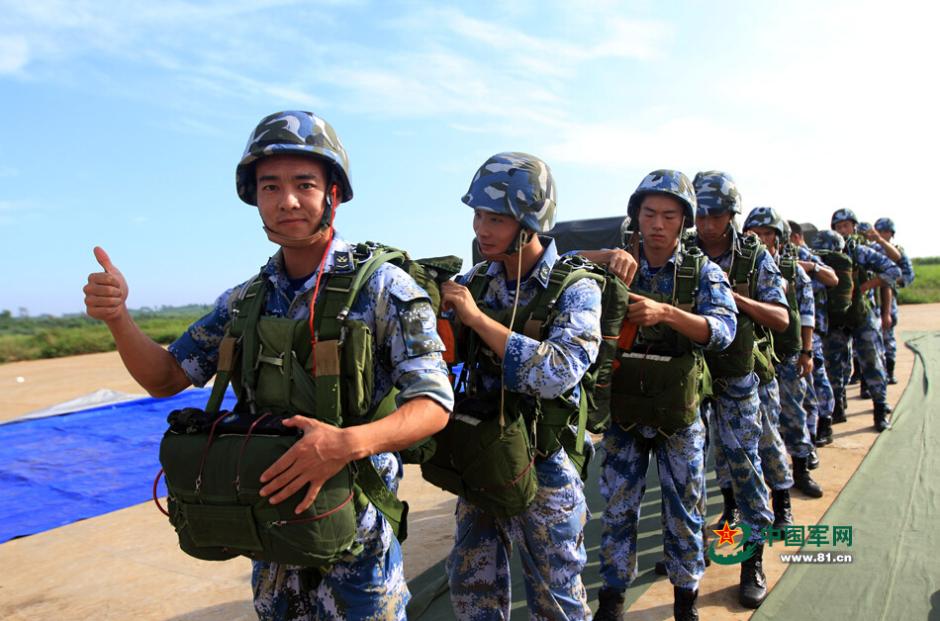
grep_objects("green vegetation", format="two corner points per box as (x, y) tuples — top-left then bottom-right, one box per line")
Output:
(898, 258), (940, 305)
(0, 306), (211, 363)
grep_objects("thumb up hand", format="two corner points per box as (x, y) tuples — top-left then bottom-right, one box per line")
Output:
(84, 246), (129, 324)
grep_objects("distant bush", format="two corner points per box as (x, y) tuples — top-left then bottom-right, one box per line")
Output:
(899, 259), (940, 304)
(0, 306), (210, 362)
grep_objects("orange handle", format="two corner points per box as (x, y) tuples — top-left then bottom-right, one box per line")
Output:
(438, 317), (457, 364)
(617, 321), (639, 351)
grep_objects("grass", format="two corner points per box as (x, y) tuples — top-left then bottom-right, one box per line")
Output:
(898, 259), (940, 305)
(0, 310), (209, 363)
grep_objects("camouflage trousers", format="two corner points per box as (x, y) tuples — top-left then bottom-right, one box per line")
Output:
(803, 333), (835, 435)
(446, 448), (591, 621)
(776, 356), (815, 459)
(825, 315), (889, 406)
(757, 378), (794, 491)
(599, 418), (706, 592)
(883, 318), (898, 363)
(710, 375), (773, 542)
(251, 453), (407, 621)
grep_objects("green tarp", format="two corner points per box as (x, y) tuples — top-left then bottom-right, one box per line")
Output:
(755, 333), (940, 621)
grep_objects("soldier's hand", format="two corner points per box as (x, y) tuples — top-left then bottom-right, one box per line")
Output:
(84, 247), (129, 324)
(259, 416), (352, 514)
(627, 293), (669, 326)
(798, 352), (814, 378)
(881, 313), (892, 332)
(865, 229), (880, 242)
(601, 249), (638, 285)
(441, 280), (484, 329)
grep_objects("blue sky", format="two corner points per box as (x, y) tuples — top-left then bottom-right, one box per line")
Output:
(2, 0), (937, 316)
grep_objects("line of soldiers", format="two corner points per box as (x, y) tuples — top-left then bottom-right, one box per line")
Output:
(83, 111), (914, 621)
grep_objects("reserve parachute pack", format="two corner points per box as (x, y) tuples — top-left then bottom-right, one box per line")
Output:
(772, 244), (803, 359)
(157, 242), (461, 568)
(420, 254), (630, 517)
(609, 244), (709, 437)
(823, 237), (872, 329)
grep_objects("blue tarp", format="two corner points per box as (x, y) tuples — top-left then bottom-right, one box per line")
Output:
(0, 388), (236, 543)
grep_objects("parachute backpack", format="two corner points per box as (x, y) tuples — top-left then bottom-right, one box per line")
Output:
(156, 242), (461, 568)
(773, 243), (803, 359)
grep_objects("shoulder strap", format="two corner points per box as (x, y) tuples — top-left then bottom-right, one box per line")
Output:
(674, 248), (705, 311)
(523, 255), (604, 340)
(207, 275), (267, 415)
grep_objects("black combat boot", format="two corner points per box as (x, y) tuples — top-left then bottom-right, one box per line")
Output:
(739, 542), (768, 608)
(771, 487), (793, 528)
(886, 358), (898, 385)
(595, 587), (625, 621)
(859, 380), (870, 399)
(716, 486), (739, 528)
(808, 446), (820, 470)
(815, 416), (833, 446)
(673, 586), (699, 621)
(873, 402), (892, 432)
(793, 456), (823, 498)
(832, 398), (847, 424)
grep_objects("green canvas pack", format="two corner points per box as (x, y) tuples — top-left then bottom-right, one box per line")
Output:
(823, 240), (871, 329)
(700, 234), (766, 381)
(609, 246), (708, 436)
(159, 243), (461, 568)
(420, 254), (624, 515)
(773, 247), (803, 359)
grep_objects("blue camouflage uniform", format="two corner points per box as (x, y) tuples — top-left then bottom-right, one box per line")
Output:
(704, 236), (780, 542)
(446, 238), (602, 621)
(775, 261), (816, 460)
(599, 245), (736, 593)
(757, 376), (793, 490)
(871, 242), (915, 366)
(797, 245), (835, 434)
(169, 236), (454, 621)
(823, 241), (902, 407)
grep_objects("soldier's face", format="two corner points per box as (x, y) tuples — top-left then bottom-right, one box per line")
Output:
(749, 227), (779, 256)
(834, 220), (855, 237)
(473, 209), (522, 258)
(638, 194), (684, 252)
(695, 212), (733, 245)
(255, 155), (331, 237)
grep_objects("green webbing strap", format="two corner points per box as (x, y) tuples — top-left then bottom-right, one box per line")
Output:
(206, 277), (267, 414)
(674, 251), (703, 310)
(355, 457), (408, 541)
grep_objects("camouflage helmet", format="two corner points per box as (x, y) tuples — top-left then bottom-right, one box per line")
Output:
(236, 111), (352, 206)
(830, 208), (858, 228)
(461, 152), (557, 233)
(857, 221), (872, 234)
(627, 169), (696, 223)
(693, 170), (742, 216)
(743, 206), (786, 241)
(811, 229), (846, 253)
(874, 217), (896, 233)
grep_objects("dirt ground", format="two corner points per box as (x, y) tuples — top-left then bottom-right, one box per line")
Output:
(0, 304), (936, 620)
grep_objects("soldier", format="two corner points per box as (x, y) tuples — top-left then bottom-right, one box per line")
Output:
(440, 153), (602, 620)
(688, 171), (784, 608)
(828, 209), (902, 431)
(872, 217), (916, 384)
(743, 209), (823, 499)
(787, 221), (839, 448)
(83, 111), (453, 620)
(590, 170), (737, 621)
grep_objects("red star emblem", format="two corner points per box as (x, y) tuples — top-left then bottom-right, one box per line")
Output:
(713, 521), (740, 546)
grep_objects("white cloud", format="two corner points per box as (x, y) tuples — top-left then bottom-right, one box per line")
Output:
(0, 35), (29, 74)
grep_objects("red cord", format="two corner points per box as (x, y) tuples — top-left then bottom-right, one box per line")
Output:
(152, 468), (170, 517)
(308, 185), (340, 378)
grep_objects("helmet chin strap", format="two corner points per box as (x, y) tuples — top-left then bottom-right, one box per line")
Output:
(487, 228), (533, 263)
(262, 185), (340, 248)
